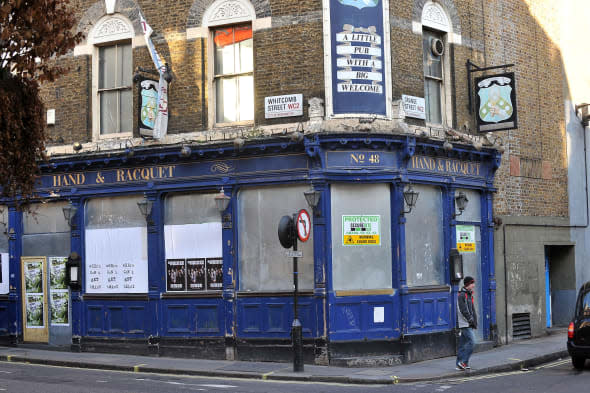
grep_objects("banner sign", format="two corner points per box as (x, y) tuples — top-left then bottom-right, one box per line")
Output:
(327, 0), (390, 116)
(456, 225), (476, 253)
(342, 215), (380, 246)
(0, 253), (8, 294)
(139, 13), (169, 140)
(475, 72), (518, 132)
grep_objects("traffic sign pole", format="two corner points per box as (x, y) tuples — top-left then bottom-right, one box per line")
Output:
(292, 213), (303, 372)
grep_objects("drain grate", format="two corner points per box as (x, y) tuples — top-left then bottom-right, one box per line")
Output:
(512, 312), (531, 339)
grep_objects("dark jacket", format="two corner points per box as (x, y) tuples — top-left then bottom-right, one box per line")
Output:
(457, 287), (478, 329)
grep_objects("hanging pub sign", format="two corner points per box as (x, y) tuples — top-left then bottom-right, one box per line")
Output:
(138, 78), (159, 135)
(325, 0), (391, 117)
(475, 72), (518, 132)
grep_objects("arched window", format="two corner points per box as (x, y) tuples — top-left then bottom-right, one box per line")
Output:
(89, 15), (134, 139)
(203, 0), (256, 126)
(421, 2), (451, 125)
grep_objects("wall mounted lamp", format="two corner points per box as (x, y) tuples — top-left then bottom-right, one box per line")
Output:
(215, 187), (232, 229)
(62, 201), (78, 228)
(304, 187), (321, 216)
(453, 191), (469, 218)
(137, 195), (154, 224)
(402, 184), (419, 215)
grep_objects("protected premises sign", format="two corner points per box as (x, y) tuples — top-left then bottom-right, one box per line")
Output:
(342, 215), (380, 245)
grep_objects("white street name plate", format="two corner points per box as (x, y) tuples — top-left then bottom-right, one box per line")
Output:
(285, 250), (303, 258)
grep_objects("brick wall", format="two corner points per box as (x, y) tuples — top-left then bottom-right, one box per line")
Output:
(39, 0), (569, 218)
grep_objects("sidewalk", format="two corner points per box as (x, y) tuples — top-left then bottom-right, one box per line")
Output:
(0, 331), (569, 385)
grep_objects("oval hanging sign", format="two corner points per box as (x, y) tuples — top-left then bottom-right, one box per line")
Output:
(296, 209), (311, 242)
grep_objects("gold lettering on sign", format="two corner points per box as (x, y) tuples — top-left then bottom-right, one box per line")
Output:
(96, 172), (105, 183)
(53, 173), (86, 187)
(350, 153), (366, 164)
(115, 165), (176, 183)
(410, 156), (482, 177)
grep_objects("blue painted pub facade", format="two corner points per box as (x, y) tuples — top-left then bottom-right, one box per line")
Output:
(0, 133), (499, 363)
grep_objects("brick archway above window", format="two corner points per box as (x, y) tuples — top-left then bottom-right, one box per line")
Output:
(187, 0), (270, 29)
(412, 0), (461, 35)
(77, 0), (143, 38)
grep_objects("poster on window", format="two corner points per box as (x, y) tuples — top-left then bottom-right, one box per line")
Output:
(138, 78), (159, 135)
(0, 253), (8, 294)
(187, 258), (206, 291)
(24, 261), (43, 294)
(326, 0), (391, 117)
(26, 294), (44, 328)
(49, 257), (67, 290)
(166, 259), (186, 291)
(85, 227), (148, 294)
(456, 225), (476, 253)
(206, 258), (223, 290)
(50, 291), (69, 326)
(475, 72), (518, 132)
(342, 215), (381, 246)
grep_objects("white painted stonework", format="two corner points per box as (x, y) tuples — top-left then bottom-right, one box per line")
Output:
(92, 16), (134, 44)
(203, 0), (256, 27)
(105, 0), (116, 15)
(422, 1), (450, 32)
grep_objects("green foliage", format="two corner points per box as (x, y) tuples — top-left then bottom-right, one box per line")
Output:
(0, 0), (83, 201)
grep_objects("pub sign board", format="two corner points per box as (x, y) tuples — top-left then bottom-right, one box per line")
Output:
(475, 72), (518, 132)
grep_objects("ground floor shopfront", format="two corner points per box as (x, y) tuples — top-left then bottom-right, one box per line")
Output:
(0, 133), (500, 364)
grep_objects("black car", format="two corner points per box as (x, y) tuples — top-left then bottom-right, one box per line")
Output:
(568, 281), (590, 370)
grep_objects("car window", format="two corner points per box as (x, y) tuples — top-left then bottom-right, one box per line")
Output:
(582, 291), (590, 317)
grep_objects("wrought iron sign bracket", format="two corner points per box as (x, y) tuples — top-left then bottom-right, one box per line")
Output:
(467, 60), (514, 113)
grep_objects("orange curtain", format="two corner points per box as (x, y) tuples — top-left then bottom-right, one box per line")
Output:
(214, 25), (252, 48)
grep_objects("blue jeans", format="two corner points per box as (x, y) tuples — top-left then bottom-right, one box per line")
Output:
(457, 327), (475, 365)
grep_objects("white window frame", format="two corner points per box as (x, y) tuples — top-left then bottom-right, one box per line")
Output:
(89, 15), (135, 140)
(421, 1), (453, 128)
(202, 0), (256, 128)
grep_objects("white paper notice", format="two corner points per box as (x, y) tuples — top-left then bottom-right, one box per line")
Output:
(374, 306), (384, 323)
(164, 223), (222, 259)
(85, 227), (148, 293)
(0, 253), (8, 294)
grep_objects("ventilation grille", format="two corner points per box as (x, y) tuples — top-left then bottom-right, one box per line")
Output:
(512, 313), (531, 339)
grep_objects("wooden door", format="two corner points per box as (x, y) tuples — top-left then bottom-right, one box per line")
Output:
(21, 257), (49, 342)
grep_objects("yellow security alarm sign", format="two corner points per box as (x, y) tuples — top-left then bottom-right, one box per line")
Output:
(342, 215), (380, 246)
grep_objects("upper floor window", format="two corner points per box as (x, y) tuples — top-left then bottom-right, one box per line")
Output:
(98, 42), (132, 135)
(422, 29), (444, 124)
(89, 15), (135, 139)
(421, 2), (451, 126)
(213, 25), (253, 124)
(203, 0), (256, 127)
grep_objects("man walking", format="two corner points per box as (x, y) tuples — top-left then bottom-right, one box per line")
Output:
(456, 276), (477, 370)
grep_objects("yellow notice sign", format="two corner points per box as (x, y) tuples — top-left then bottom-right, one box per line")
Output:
(342, 215), (381, 246)
(456, 225), (476, 253)
(344, 234), (380, 245)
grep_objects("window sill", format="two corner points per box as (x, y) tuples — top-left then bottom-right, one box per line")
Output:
(405, 285), (451, 294)
(212, 121), (254, 129)
(97, 132), (133, 141)
(237, 290), (314, 297)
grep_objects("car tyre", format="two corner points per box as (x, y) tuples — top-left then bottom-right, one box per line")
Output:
(572, 356), (586, 370)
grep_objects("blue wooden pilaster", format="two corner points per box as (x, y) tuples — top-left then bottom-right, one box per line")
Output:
(311, 180), (328, 337)
(8, 205), (22, 341)
(69, 197), (83, 341)
(484, 191), (496, 340)
(145, 191), (160, 339)
(221, 185), (235, 341)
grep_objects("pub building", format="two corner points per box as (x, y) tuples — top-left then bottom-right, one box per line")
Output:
(0, 132), (500, 363)
(0, 0), (503, 364)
